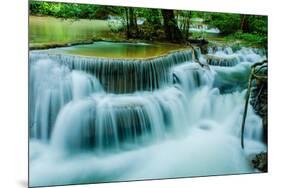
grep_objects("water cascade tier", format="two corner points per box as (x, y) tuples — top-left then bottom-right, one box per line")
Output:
(206, 46), (266, 66)
(30, 49), (193, 93)
(29, 44), (267, 187)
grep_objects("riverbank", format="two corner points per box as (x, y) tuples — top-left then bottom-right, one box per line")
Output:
(29, 16), (265, 52)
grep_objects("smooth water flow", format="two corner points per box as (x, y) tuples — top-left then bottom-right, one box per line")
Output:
(50, 42), (188, 59)
(30, 47), (193, 93)
(29, 45), (267, 187)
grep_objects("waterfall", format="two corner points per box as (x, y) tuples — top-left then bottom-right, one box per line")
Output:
(29, 58), (104, 141)
(30, 49), (193, 93)
(207, 46), (266, 65)
(50, 87), (189, 152)
(171, 62), (214, 92)
(29, 45), (267, 187)
(204, 47), (267, 93)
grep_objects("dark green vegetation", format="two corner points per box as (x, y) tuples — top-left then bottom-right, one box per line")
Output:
(29, 1), (267, 48)
(206, 14), (267, 48)
(30, 1), (118, 20)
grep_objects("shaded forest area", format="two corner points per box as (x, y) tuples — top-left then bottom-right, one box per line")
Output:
(29, 1), (267, 47)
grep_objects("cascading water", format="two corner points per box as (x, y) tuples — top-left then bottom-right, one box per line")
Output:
(30, 49), (193, 93)
(29, 45), (267, 187)
(50, 87), (189, 153)
(29, 58), (104, 141)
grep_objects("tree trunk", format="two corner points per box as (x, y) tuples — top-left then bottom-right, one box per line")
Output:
(185, 11), (192, 40)
(129, 8), (135, 28)
(240, 14), (249, 33)
(161, 9), (183, 42)
(124, 8), (131, 38)
(129, 8), (138, 37)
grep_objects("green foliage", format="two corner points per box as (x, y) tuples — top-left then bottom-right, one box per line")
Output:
(190, 11), (206, 19)
(248, 16), (268, 35)
(206, 13), (267, 47)
(206, 13), (267, 36)
(190, 31), (207, 39)
(141, 9), (161, 28)
(231, 31), (267, 47)
(207, 13), (241, 35)
(29, 1), (117, 20)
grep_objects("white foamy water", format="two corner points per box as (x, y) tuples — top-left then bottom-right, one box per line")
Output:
(29, 46), (267, 187)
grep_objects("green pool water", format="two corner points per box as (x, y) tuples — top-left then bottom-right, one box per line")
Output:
(29, 16), (120, 45)
(30, 16), (188, 59)
(46, 42), (188, 59)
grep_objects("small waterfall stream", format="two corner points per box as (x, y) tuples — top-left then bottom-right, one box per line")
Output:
(29, 45), (267, 187)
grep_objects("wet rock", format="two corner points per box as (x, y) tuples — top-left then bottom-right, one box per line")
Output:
(252, 152), (268, 172)
(249, 63), (267, 143)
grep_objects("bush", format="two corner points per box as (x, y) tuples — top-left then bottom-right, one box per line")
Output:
(29, 1), (117, 20)
(231, 31), (267, 47)
(206, 13), (240, 35)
